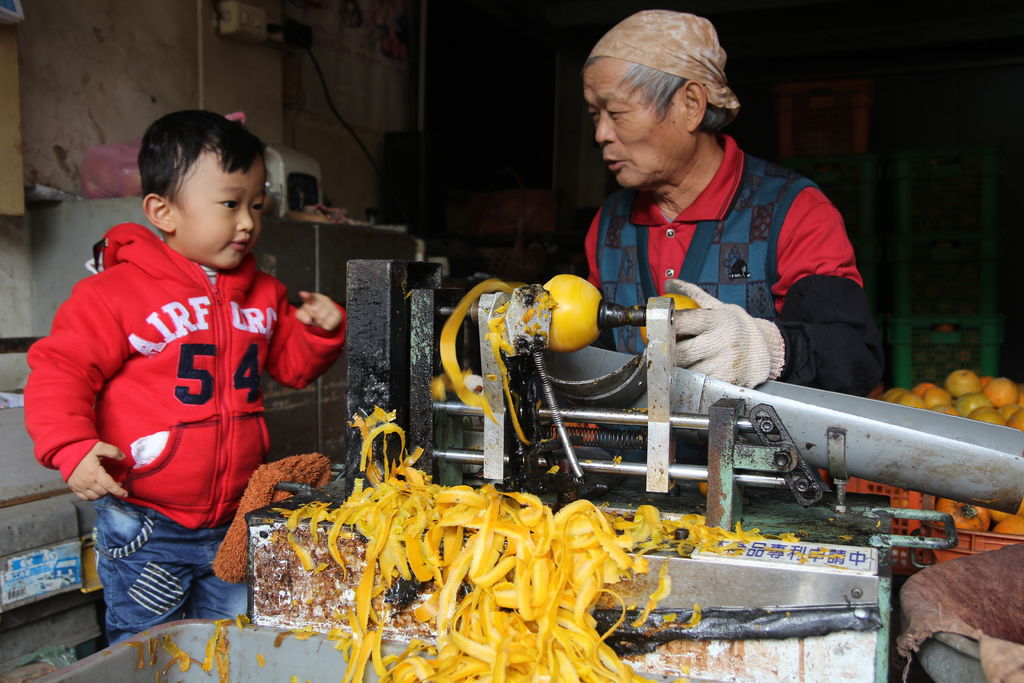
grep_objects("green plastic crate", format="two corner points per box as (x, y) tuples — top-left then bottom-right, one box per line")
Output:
(889, 146), (1001, 236)
(783, 155), (881, 312)
(887, 315), (1003, 389)
(783, 154), (879, 239)
(889, 236), (999, 316)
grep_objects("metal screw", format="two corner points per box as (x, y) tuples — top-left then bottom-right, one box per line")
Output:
(851, 588), (864, 599)
(794, 478), (810, 492)
(773, 450), (791, 469)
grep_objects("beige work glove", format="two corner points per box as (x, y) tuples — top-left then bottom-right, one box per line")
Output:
(664, 280), (785, 388)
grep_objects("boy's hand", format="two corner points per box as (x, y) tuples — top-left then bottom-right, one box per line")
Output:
(295, 291), (342, 332)
(68, 442), (129, 500)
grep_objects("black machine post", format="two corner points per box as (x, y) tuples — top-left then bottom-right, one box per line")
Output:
(344, 260), (442, 495)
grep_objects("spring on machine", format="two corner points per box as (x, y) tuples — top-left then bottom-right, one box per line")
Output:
(547, 425), (646, 450)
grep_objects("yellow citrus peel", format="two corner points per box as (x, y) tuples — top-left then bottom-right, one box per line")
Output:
(439, 278), (514, 422)
(269, 409), (795, 681)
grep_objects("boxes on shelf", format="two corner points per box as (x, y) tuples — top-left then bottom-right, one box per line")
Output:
(886, 315), (1002, 389)
(889, 236), (998, 316)
(845, 477), (922, 574)
(889, 146), (1001, 236)
(782, 154), (881, 311)
(773, 79), (874, 159)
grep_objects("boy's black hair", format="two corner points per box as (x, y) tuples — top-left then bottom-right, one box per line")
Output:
(138, 110), (265, 201)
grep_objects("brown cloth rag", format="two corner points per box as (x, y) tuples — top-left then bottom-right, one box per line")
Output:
(213, 452), (331, 584)
(897, 542), (1024, 682)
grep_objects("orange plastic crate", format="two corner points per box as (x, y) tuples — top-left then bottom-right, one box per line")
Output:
(773, 79), (874, 158)
(921, 522), (1024, 563)
(845, 476), (922, 574)
(918, 494), (1024, 564)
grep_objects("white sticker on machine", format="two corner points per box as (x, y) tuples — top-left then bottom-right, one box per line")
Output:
(1, 540), (83, 609)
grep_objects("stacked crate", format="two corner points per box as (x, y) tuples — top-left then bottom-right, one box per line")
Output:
(782, 155), (881, 314)
(886, 147), (1003, 388)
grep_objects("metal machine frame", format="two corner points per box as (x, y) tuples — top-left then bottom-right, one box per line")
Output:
(247, 260), (1024, 682)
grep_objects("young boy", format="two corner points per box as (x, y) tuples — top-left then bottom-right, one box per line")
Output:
(24, 110), (346, 644)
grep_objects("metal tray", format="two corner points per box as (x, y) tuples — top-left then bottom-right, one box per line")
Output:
(39, 619), (692, 682)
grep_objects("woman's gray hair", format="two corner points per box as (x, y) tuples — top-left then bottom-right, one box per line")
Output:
(584, 57), (731, 132)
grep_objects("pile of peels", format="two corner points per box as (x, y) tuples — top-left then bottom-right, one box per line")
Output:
(276, 408), (794, 682)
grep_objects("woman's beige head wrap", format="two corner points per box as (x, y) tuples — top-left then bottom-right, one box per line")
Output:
(588, 10), (740, 121)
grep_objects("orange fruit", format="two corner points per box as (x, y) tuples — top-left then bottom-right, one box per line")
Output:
(1008, 410), (1024, 431)
(993, 515), (1024, 536)
(922, 386), (953, 409)
(968, 407), (1005, 425)
(882, 387), (909, 403)
(935, 498), (991, 531)
(955, 391), (992, 417)
(896, 392), (926, 409)
(945, 369), (983, 398)
(997, 404), (1022, 420)
(698, 481), (708, 497)
(983, 377), (1020, 408)
(980, 376), (992, 388)
(911, 382), (936, 398)
(867, 382), (885, 399)
(929, 404), (959, 415)
(640, 293), (700, 345)
(987, 508), (1014, 525)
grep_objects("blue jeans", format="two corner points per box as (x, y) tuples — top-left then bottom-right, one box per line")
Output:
(92, 496), (248, 644)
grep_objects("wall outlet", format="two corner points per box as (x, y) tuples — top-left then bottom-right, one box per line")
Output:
(217, 1), (267, 43)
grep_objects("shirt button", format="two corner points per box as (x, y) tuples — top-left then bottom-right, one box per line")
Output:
(666, 228), (675, 238)
(665, 269), (675, 278)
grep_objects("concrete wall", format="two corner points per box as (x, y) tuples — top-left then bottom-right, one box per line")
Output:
(0, 215), (31, 390)
(3, 0), (414, 392)
(17, 0), (283, 193)
(15, 0), (413, 207)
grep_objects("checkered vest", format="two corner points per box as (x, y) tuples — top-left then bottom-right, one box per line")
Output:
(596, 155), (815, 354)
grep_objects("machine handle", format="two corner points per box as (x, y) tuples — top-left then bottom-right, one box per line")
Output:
(847, 506), (958, 551)
(907, 528), (937, 569)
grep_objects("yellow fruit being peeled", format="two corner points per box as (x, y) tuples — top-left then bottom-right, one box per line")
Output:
(544, 274), (602, 353)
(945, 369), (982, 398)
(640, 293), (700, 345)
(955, 391), (992, 417)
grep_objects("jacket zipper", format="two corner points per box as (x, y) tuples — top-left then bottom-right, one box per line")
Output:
(199, 263), (232, 527)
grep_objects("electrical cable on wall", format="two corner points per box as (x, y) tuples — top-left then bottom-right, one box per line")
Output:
(303, 46), (411, 225)
(268, 20), (411, 224)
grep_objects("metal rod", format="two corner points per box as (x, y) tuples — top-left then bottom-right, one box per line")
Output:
(434, 448), (787, 488)
(433, 401), (755, 432)
(532, 351), (584, 483)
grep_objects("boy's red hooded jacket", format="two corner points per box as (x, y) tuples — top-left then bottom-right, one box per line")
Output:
(25, 223), (346, 528)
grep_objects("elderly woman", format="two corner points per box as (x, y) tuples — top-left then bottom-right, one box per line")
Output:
(583, 11), (883, 395)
